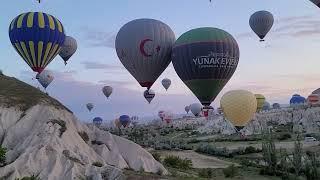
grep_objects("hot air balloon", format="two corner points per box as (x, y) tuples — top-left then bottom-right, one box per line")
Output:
(86, 103), (94, 112)
(114, 118), (121, 128)
(162, 78), (171, 91)
(164, 113), (172, 124)
(158, 110), (165, 121)
(172, 27), (239, 109)
(255, 94), (265, 112)
(144, 89), (155, 103)
(220, 90), (257, 131)
(115, 19), (175, 90)
(262, 101), (271, 111)
(310, 0), (320, 8)
(185, 105), (190, 114)
(119, 115), (131, 128)
(272, 103), (281, 109)
(9, 12), (66, 78)
(37, 70), (54, 89)
(307, 94), (320, 105)
(249, 11), (274, 41)
(203, 106), (214, 118)
(290, 94), (306, 105)
(190, 103), (202, 117)
(102, 86), (113, 99)
(59, 36), (77, 65)
(312, 88), (320, 95)
(93, 117), (103, 127)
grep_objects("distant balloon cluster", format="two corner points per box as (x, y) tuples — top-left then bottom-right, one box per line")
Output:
(8, 1), (320, 130)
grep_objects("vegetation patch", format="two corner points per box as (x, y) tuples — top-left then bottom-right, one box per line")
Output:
(0, 146), (6, 167)
(91, 140), (104, 145)
(15, 174), (40, 180)
(62, 150), (83, 165)
(78, 131), (89, 143)
(48, 119), (66, 137)
(92, 161), (103, 167)
(198, 168), (213, 178)
(223, 164), (238, 178)
(151, 152), (161, 162)
(163, 155), (192, 170)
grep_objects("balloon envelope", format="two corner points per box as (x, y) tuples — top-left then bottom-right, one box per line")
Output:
(190, 103), (202, 116)
(119, 115), (131, 127)
(93, 117), (103, 126)
(310, 0), (320, 8)
(272, 103), (281, 109)
(102, 86), (113, 98)
(9, 12), (65, 74)
(162, 78), (171, 91)
(249, 11), (274, 41)
(262, 101), (270, 111)
(59, 36), (77, 64)
(221, 90), (257, 130)
(172, 27), (239, 106)
(86, 103), (94, 111)
(307, 94), (320, 105)
(185, 105), (190, 113)
(144, 89), (155, 103)
(158, 110), (165, 120)
(290, 94), (306, 105)
(255, 94), (265, 112)
(38, 70), (54, 89)
(115, 19), (175, 89)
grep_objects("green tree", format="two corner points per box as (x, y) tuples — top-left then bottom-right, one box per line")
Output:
(0, 146), (6, 167)
(290, 136), (303, 179)
(261, 130), (277, 174)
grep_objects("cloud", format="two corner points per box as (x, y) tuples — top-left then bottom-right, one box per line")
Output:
(81, 61), (123, 70)
(81, 27), (116, 48)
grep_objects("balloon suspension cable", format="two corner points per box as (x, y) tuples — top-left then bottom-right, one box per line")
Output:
(64, 61), (67, 66)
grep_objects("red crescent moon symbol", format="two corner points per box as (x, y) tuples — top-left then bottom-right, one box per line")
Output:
(140, 39), (153, 57)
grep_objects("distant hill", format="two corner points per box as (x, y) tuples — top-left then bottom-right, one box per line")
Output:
(0, 73), (71, 113)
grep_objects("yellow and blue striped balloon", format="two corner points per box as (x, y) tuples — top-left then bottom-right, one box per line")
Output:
(9, 12), (65, 75)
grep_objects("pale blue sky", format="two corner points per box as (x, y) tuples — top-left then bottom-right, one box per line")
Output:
(2, 0), (320, 121)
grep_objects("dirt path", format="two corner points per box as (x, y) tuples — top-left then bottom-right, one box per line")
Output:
(158, 150), (238, 169)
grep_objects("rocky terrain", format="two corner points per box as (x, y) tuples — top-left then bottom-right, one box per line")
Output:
(0, 74), (166, 180)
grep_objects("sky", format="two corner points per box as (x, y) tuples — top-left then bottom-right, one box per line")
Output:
(1, 0), (320, 122)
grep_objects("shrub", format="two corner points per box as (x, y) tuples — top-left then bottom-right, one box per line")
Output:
(198, 168), (213, 178)
(92, 161), (103, 167)
(91, 140), (104, 145)
(78, 131), (89, 143)
(15, 175), (40, 180)
(0, 146), (6, 167)
(152, 152), (161, 162)
(223, 164), (238, 178)
(277, 133), (292, 141)
(163, 155), (192, 170)
(244, 146), (261, 154)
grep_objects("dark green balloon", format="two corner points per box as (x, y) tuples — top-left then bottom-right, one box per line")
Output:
(172, 27), (240, 106)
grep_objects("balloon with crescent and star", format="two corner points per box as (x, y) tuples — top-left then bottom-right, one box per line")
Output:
(115, 18), (175, 90)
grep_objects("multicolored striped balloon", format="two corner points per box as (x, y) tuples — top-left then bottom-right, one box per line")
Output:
(9, 12), (65, 75)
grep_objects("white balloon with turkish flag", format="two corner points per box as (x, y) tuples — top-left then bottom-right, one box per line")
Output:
(115, 18), (176, 89)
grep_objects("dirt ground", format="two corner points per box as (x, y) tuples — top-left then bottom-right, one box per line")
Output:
(157, 150), (238, 169)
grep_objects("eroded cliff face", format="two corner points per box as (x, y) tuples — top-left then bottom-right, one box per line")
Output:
(0, 105), (167, 180)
